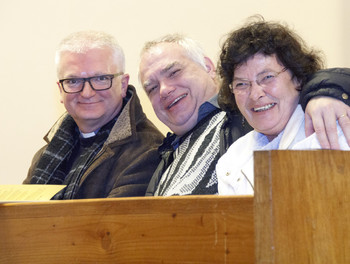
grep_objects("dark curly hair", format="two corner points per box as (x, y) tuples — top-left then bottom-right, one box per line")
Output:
(217, 16), (324, 112)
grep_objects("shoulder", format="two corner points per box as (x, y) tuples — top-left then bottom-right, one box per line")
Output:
(217, 131), (254, 168)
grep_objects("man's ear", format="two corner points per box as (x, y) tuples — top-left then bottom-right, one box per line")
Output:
(121, 74), (130, 97)
(204, 57), (216, 78)
(57, 82), (64, 103)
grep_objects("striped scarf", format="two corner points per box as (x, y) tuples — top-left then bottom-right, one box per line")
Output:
(154, 110), (226, 196)
(30, 114), (115, 199)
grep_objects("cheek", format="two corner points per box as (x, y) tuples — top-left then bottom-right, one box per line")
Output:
(59, 90), (65, 104)
(234, 94), (247, 112)
(112, 85), (126, 98)
(281, 86), (300, 105)
(61, 94), (75, 106)
(60, 94), (67, 104)
(150, 96), (161, 111)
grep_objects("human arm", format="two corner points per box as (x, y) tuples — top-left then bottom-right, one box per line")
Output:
(107, 144), (162, 197)
(300, 68), (350, 149)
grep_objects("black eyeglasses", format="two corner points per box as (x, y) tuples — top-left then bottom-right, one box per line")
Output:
(58, 73), (124, 94)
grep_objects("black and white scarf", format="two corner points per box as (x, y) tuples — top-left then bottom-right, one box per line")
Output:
(154, 109), (226, 196)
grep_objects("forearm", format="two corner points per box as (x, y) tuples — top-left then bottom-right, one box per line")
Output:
(300, 68), (350, 110)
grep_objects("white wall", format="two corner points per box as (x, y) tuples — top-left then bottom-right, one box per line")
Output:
(0, 0), (348, 184)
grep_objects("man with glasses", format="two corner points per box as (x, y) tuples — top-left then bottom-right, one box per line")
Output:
(23, 31), (163, 199)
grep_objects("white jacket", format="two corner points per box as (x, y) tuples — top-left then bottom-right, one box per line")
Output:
(216, 105), (350, 195)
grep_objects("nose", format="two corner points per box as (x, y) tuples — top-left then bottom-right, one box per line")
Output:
(249, 82), (265, 101)
(80, 81), (96, 98)
(159, 82), (175, 99)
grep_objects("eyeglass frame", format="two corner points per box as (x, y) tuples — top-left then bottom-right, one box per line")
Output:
(58, 72), (124, 94)
(229, 67), (287, 94)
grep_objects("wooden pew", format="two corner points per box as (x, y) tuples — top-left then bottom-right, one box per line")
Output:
(0, 195), (254, 263)
(1, 150), (349, 263)
(254, 150), (350, 264)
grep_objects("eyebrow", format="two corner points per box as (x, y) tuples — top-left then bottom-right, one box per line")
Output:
(143, 80), (152, 90)
(233, 69), (273, 81)
(160, 62), (178, 75)
(63, 72), (108, 79)
(143, 62), (180, 89)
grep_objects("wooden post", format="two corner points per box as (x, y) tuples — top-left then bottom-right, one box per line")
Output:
(254, 150), (350, 264)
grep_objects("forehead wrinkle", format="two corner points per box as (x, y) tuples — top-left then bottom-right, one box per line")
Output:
(160, 62), (178, 75)
(142, 61), (180, 89)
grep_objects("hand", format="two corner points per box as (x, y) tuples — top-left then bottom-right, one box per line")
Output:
(305, 96), (350, 149)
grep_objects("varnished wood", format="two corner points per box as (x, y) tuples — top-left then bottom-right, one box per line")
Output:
(0, 195), (254, 263)
(254, 150), (350, 264)
(4, 150), (347, 263)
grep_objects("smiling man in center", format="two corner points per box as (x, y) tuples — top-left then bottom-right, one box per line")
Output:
(139, 34), (253, 196)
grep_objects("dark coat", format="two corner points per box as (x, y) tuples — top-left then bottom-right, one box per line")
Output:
(24, 85), (164, 198)
(300, 68), (350, 110)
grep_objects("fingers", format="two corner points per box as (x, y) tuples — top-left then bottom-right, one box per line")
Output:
(304, 98), (332, 149)
(304, 96), (350, 149)
(322, 110), (340, 149)
(338, 114), (347, 120)
(310, 113), (332, 149)
(337, 110), (350, 147)
(304, 113), (315, 137)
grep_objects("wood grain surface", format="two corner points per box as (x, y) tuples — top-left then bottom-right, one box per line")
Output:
(0, 195), (253, 263)
(254, 150), (350, 264)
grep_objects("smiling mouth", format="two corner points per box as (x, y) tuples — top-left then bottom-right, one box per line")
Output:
(253, 103), (276, 112)
(81, 102), (96, 104)
(167, 94), (188, 109)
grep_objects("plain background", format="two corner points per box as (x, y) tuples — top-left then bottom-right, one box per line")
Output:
(1, 0), (349, 184)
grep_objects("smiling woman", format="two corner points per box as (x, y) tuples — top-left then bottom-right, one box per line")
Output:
(215, 17), (350, 195)
(232, 54), (299, 141)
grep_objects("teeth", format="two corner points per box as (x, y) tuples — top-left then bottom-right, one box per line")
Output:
(168, 94), (187, 109)
(253, 103), (275, 112)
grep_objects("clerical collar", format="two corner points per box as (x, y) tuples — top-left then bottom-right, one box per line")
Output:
(80, 129), (99, 138)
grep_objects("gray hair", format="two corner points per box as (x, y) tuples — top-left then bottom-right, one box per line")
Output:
(140, 33), (207, 70)
(55, 30), (125, 75)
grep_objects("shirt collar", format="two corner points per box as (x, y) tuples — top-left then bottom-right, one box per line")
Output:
(197, 94), (220, 123)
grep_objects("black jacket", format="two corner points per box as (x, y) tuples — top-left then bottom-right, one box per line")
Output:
(300, 68), (350, 110)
